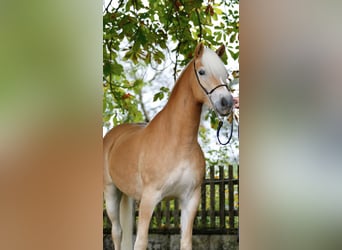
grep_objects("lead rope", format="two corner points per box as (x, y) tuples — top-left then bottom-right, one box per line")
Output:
(216, 116), (234, 145)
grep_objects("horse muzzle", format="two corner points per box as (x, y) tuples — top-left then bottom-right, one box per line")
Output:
(212, 93), (234, 116)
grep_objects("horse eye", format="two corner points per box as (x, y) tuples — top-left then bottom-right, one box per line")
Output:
(198, 69), (205, 75)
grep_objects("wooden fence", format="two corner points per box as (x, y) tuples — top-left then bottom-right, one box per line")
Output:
(103, 164), (239, 235)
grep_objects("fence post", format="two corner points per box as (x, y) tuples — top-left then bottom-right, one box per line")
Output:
(219, 166), (225, 229)
(228, 165), (235, 231)
(209, 165), (215, 228)
(201, 179), (207, 228)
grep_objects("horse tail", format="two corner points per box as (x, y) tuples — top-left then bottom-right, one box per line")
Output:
(120, 194), (134, 250)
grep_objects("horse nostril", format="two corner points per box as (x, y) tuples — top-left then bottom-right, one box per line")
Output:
(220, 96), (233, 110)
(221, 97), (229, 108)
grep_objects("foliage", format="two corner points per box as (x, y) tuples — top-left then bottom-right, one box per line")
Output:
(103, 0), (239, 126)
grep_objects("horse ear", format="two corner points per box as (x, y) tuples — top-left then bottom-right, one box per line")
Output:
(216, 44), (225, 58)
(194, 43), (205, 58)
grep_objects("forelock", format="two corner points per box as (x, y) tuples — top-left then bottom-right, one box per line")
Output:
(201, 47), (228, 80)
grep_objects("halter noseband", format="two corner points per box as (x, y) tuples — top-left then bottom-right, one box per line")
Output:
(193, 60), (234, 145)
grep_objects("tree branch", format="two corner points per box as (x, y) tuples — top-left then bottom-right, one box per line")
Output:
(104, 0), (124, 14)
(195, 8), (203, 41)
(173, 42), (180, 82)
(104, 0), (113, 13)
(138, 90), (150, 122)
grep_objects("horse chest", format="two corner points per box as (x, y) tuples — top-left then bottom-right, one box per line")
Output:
(160, 161), (200, 199)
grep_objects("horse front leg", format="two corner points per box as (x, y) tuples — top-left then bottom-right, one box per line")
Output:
(134, 191), (159, 250)
(180, 187), (201, 250)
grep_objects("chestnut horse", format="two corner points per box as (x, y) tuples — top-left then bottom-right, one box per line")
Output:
(104, 43), (233, 250)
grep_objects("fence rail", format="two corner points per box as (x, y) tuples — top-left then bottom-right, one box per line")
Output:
(104, 164), (239, 235)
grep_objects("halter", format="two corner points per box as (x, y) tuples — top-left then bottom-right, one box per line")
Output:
(193, 60), (234, 145)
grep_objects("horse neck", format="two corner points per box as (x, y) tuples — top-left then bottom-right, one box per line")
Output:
(149, 64), (203, 143)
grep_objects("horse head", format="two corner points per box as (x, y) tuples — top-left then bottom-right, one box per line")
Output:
(193, 43), (234, 117)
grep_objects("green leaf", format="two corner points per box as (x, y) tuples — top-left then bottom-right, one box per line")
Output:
(160, 86), (169, 93)
(103, 60), (111, 77)
(229, 33), (237, 43)
(112, 62), (124, 75)
(213, 7), (223, 15)
(153, 92), (164, 102)
(228, 49), (239, 61)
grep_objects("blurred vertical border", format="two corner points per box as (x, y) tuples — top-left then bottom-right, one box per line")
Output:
(0, 1), (102, 250)
(240, 0), (342, 250)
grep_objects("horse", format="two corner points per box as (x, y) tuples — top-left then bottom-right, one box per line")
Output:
(103, 43), (234, 250)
